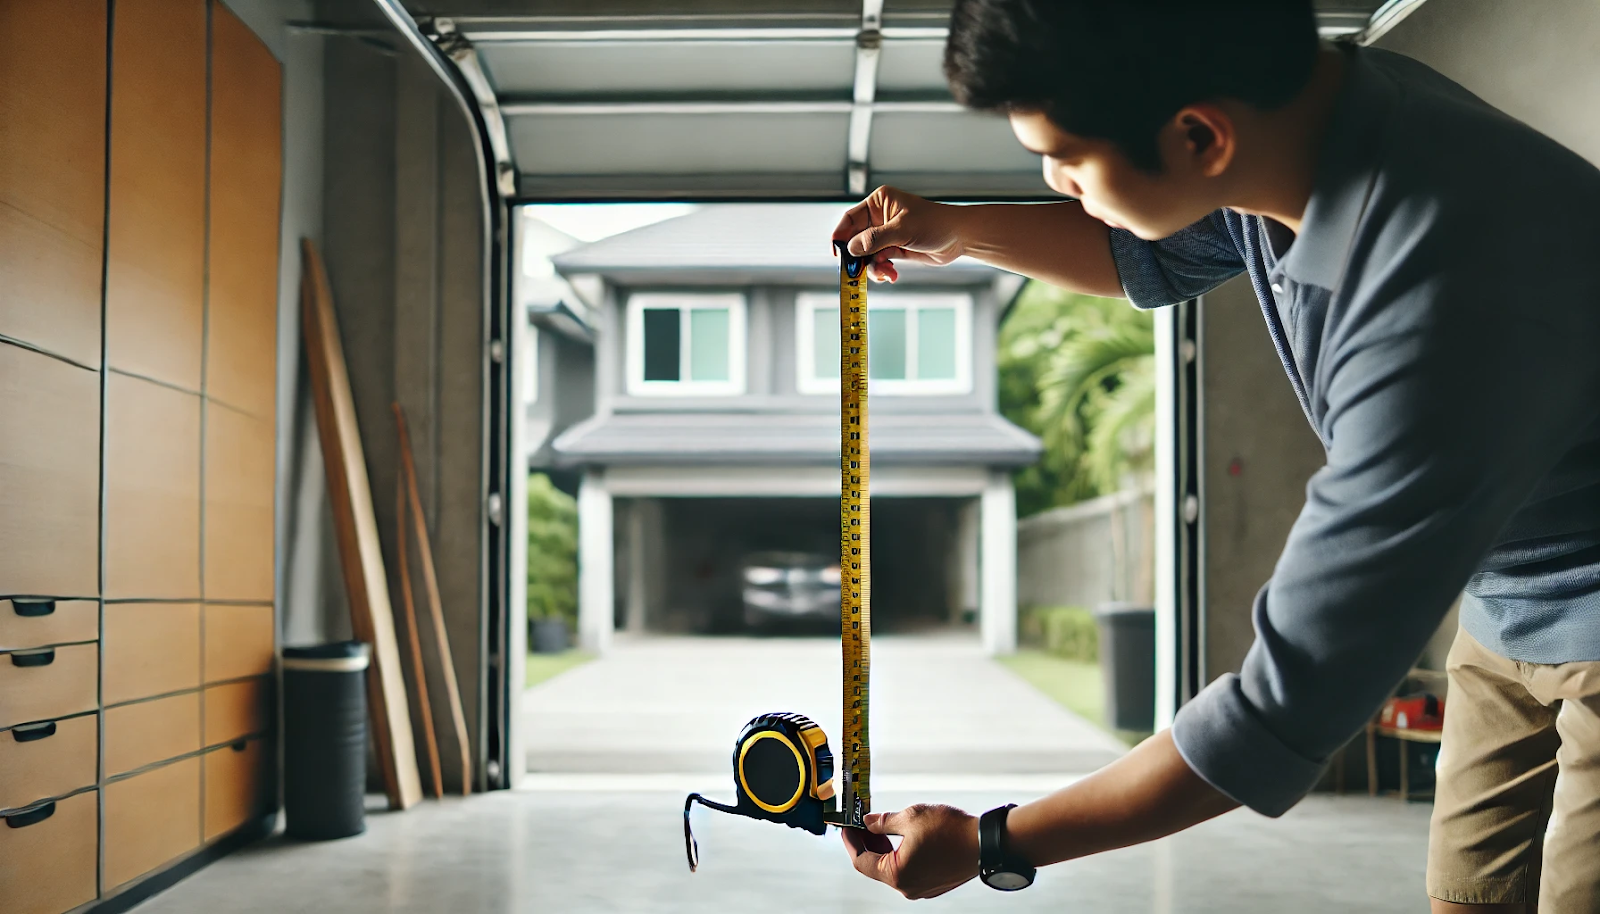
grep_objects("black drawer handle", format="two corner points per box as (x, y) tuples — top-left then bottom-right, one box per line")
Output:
(231, 740), (249, 752)
(5, 802), (56, 829)
(13, 600), (56, 618)
(9, 649), (55, 668)
(12, 721), (57, 743)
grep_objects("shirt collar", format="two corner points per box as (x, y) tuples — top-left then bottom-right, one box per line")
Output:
(1275, 46), (1398, 291)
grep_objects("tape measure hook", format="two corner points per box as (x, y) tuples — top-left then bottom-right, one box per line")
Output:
(835, 240), (868, 280)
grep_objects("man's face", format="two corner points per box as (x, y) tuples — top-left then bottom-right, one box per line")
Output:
(1008, 110), (1223, 240)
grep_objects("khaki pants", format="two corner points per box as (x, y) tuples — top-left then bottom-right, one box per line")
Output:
(1428, 628), (1600, 909)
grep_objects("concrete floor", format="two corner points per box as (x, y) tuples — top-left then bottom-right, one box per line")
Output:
(131, 789), (1432, 914)
(524, 633), (1128, 775)
(128, 633), (1432, 912)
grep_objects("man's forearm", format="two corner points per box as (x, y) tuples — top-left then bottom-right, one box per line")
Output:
(952, 201), (1125, 298)
(1005, 730), (1238, 866)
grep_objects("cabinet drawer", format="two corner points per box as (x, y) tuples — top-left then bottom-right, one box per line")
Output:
(204, 603), (273, 683)
(105, 602), (200, 705)
(0, 643), (97, 729)
(106, 692), (200, 777)
(104, 756), (200, 890)
(0, 599), (97, 652)
(204, 677), (270, 747)
(204, 736), (271, 841)
(0, 713), (97, 812)
(0, 791), (98, 914)
(0, 344), (100, 598)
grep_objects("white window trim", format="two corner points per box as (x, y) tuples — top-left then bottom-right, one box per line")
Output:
(795, 291), (973, 396)
(523, 322), (540, 405)
(625, 292), (747, 396)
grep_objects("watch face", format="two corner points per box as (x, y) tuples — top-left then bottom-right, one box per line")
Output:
(983, 870), (1033, 892)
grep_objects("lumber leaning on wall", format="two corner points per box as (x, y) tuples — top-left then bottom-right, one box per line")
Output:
(300, 239), (423, 811)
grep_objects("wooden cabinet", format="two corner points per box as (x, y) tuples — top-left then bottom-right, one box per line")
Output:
(105, 0), (207, 390)
(0, 346), (102, 598)
(0, 600), (98, 652)
(204, 604), (274, 684)
(105, 374), (202, 599)
(0, 714), (97, 812)
(204, 678), (271, 747)
(204, 405), (276, 602)
(104, 603), (201, 705)
(105, 692), (201, 778)
(206, 3), (283, 420)
(103, 757), (201, 890)
(203, 737), (271, 841)
(0, 791), (99, 914)
(0, 1), (107, 368)
(0, 644), (99, 730)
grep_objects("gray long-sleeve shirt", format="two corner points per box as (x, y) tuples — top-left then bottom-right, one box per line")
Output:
(1108, 46), (1600, 817)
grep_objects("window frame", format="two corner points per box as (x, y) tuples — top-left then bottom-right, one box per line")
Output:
(795, 290), (973, 396)
(625, 292), (747, 396)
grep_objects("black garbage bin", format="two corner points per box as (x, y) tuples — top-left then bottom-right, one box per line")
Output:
(1092, 603), (1155, 732)
(283, 641), (370, 840)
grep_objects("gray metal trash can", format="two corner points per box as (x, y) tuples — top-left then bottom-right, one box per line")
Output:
(1092, 603), (1155, 732)
(283, 641), (370, 840)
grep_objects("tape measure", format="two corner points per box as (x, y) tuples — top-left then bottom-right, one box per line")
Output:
(682, 247), (874, 871)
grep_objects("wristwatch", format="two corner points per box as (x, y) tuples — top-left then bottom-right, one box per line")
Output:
(978, 804), (1036, 891)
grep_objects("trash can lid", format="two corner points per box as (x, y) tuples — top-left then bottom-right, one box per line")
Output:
(283, 640), (370, 672)
(1091, 602), (1156, 619)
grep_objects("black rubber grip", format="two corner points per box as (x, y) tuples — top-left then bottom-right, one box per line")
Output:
(12, 721), (57, 743)
(9, 649), (55, 668)
(5, 803), (56, 829)
(12, 600), (56, 618)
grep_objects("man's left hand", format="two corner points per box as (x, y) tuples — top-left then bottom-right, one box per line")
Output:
(840, 805), (980, 899)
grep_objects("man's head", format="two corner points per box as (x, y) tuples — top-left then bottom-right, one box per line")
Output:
(945, 0), (1322, 238)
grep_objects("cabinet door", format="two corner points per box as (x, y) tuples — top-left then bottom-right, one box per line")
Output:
(204, 736), (271, 841)
(104, 603), (200, 705)
(0, 345), (101, 598)
(104, 756), (201, 890)
(204, 677), (271, 748)
(0, 0), (107, 368)
(0, 791), (98, 914)
(105, 692), (201, 778)
(204, 604), (274, 684)
(105, 373), (202, 599)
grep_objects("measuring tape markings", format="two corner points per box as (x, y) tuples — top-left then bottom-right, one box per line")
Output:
(837, 246), (872, 827)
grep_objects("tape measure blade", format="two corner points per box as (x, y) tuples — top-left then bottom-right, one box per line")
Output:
(838, 253), (871, 823)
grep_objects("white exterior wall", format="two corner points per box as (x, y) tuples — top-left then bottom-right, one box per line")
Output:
(980, 471), (1018, 655)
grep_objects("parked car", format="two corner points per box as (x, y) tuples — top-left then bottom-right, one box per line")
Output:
(741, 551), (842, 630)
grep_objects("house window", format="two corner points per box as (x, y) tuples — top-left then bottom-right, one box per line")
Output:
(796, 291), (972, 395)
(626, 293), (746, 395)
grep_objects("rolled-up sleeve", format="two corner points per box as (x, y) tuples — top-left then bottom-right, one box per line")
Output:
(1170, 260), (1600, 817)
(1108, 211), (1246, 309)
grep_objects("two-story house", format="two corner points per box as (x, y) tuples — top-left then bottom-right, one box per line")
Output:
(546, 204), (1041, 655)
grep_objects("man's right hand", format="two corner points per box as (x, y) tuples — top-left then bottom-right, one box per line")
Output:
(829, 187), (1127, 298)
(831, 187), (967, 283)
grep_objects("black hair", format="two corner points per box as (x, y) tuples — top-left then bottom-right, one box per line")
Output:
(944, 0), (1321, 171)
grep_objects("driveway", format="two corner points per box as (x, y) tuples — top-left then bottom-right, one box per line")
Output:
(523, 631), (1127, 777)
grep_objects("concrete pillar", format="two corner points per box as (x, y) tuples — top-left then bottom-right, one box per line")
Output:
(1153, 306), (1178, 731)
(624, 499), (648, 633)
(954, 498), (980, 625)
(980, 471), (1017, 655)
(578, 470), (614, 654)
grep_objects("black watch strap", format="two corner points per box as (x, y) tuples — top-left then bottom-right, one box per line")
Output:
(978, 804), (1036, 891)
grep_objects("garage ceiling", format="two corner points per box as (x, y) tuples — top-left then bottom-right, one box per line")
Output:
(399, 0), (1400, 200)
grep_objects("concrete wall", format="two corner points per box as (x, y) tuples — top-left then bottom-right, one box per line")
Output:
(227, 0), (493, 792)
(1017, 489), (1154, 613)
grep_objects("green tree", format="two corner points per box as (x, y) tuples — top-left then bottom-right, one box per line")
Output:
(999, 282), (1156, 516)
(527, 473), (579, 630)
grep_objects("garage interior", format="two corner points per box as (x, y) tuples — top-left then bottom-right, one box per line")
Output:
(3, 0), (1600, 912)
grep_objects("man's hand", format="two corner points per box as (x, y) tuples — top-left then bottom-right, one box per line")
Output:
(831, 187), (968, 283)
(839, 805), (980, 899)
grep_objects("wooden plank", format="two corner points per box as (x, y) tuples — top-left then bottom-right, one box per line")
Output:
(395, 403), (473, 795)
(299, 240), (421, 810)
(396, 463), (443, 798)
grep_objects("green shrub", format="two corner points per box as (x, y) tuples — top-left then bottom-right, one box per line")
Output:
(527, 473), (578, 630)
(1025, 606), (1098, 663)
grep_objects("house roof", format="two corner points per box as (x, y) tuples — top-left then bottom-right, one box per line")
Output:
(551, 410), (1042, 468)
(551, 203), (1007, 286)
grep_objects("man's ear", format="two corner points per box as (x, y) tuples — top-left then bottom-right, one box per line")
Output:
(1170, 103), (1236, 178)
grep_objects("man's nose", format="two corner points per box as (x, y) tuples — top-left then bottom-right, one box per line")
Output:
(1044, 160), (1081, 199)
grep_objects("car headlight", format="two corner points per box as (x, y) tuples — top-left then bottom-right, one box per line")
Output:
(744, 566), (784, 585)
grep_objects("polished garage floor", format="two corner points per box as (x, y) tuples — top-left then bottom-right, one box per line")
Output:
(130, 787), (1431, 914)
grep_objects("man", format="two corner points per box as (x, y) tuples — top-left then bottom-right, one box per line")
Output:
(830, 2), (1600, 911)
